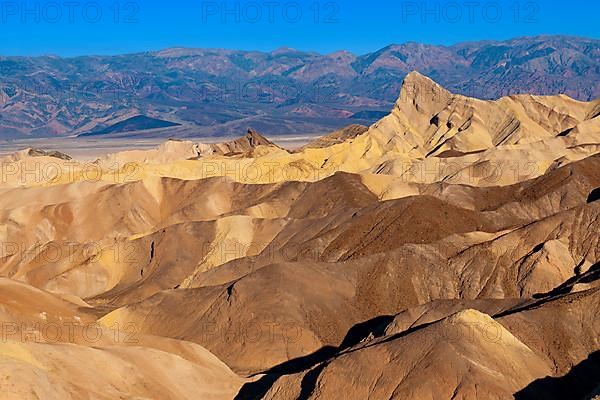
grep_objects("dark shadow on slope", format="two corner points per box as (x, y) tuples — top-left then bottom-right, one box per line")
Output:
(588, 188), (600, 203)
(557, 127), (574, 137)
(234, 315), (394, 400)
(494, 261), (600, 319)
(514, 351), (600, 400)
(532, 261), (600, 299)
(298, 362), (330, 400)
(234, 346), (338, 400)
(236, 258), (600, 400)
(338, 314), (394, 348)
(282, 318), (444, 399)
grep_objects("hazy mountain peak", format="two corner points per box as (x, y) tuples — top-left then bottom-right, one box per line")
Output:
(271, 46), (299, 55)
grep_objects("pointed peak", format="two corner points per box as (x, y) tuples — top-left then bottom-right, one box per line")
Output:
(445, 309), (494, 325)
(397, 71), (452, 106)
(402, 71), (444, 89)
(440, 309), (537, 351)
(245, 128), (271, 144)
(404, 70), (429, 80)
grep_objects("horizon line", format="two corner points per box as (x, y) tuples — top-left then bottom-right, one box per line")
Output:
(1, 34), (598, 59)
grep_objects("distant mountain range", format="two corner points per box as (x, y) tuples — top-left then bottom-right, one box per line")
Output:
(79, 115), (181, 137)
(1, 35), (599, 138)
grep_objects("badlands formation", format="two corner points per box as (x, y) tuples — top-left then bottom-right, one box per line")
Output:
(0, 72), (599, 399)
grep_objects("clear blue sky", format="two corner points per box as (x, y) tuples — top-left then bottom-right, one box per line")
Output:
(1, 0), (599, 56)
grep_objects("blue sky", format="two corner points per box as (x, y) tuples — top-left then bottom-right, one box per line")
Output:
(1, 0), (599, 56)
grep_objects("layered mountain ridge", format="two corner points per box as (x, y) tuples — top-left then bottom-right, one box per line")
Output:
(0, 72), (598, 399)
(1, 35), (599, 138)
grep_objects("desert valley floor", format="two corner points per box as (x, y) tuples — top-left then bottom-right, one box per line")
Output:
(0, 72), (599, 399)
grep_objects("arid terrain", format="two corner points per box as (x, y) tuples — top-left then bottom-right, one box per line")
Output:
(0, 72), (599, 399)
(2, 36), (599, 138)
